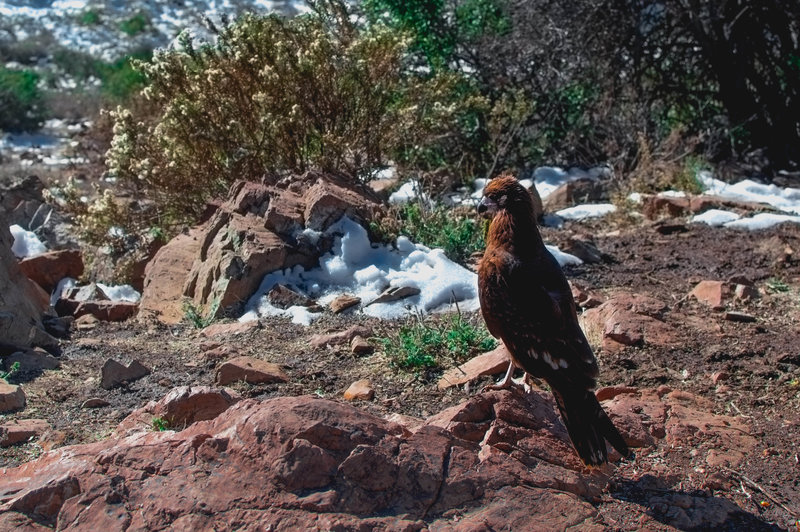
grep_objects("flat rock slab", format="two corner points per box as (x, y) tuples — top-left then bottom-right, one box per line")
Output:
(18, 250), (83, 293)
(100, 359), (151, 390)
(200, 320), (259, 338)
(4, 349), (60, 373)
(0, 381), (25, 413)
(0, 419), (49, 447)
(437, 344), (510, 390)
(216, 356), (289, 386)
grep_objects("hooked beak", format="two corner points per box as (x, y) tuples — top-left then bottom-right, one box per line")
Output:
(478, 196), (497, 218)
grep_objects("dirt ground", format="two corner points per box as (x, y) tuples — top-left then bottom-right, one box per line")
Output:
(2, 216), (799, 530)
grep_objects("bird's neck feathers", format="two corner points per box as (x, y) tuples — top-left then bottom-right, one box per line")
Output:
(487, 206), (544, 256)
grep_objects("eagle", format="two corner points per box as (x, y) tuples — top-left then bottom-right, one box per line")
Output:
(477, 174), (630, 466)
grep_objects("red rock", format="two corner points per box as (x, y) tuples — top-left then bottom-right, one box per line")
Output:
(81, 398), (109, 409)
(115, 386), (241, 436)
(350, 335), (373, 356)
(542, 178), (605, 212)
(264, 187), (305, 235)
(368, 177), (398, 198)
(0, 219), (56, 351)
(642, 195), (691, 219)
(595, 386), (638, 402)
(582, 293), (678, 351)
(100, 359), (150, 390)
(329, 294), (361, 313)
(71, 300), (138, 322)
(200, 320), (259, 338)
(711, 371), (729, 384)
(302, 172), (381, 231)
(4, 349), (60, 372)
(139, 229), (203, 324)
(0, 393), (605, 530)
(569, 281), (604, 308)
(216, 356), (288, 386)
(343, 380), (375, 401)
(18, 249), (83, 292)
(0, 419), (49, 447)
(0, 380), (26, 412)
(690, 280), (731, 310)
(437, 344), (510, 390)
(310, 326), (373, 349)
(268, 284), (316, 309)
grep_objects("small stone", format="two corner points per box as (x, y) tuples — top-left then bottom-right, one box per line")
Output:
(5, 349), (60, 373)
(343, 380), (375, 401)
(437, 345), (510, 390)
(0, 380), (26, 413)
(158, 378), (173, 387)
(310, 326), (373, 349)
(201, 320), (259, 338)
(0, 419), (49, 447)
(595, 386), (638, 402)
(329, 294), (361, 314)
(38, 429), (67, 451)
(216, 356), (289, 386)
(100, 359), (151, 390)
(82, 398), (110, 408)
(74, 314), (99, 330)
(350, 335), (373, 356)
(268, 284), (316, 309)
(690, 280), (731, 310)
(711, 371), (729, 384)
(367, 286), (420, 306)
(723, 311), (756, 323)
(562, 237), (606, 264)
(569, 281), (604, 309)
(733, 284), (759, 301)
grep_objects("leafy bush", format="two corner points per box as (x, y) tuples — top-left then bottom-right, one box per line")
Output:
(106, 4), (476, 229)
(79, 9), (102, 26)
(379, 313), (496, 370)
(0, 361), (21, 381)
(51, 49), (150, 102)
(120, 13), (149, 36)
(0, 66), (45, 132)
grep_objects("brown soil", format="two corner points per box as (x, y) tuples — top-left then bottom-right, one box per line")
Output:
(2, 218), (800, 530)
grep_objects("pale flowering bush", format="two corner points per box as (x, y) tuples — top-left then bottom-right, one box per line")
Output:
(105, 1), (485, 229)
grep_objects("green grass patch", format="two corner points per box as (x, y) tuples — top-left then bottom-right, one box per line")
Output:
(766, 278), (791, 294)
(379, 313), (496, 370)
(120, 13), (149, 36)
(0, 67), (45, 132)
(79, 9), (102, 26)
(151, 416), (169, 431)
(373, 201), (486, 265)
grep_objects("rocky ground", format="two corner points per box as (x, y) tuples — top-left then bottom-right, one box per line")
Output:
(1, 198), (799, 529)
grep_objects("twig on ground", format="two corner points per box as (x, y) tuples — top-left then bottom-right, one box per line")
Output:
(724, 466), (799, 519)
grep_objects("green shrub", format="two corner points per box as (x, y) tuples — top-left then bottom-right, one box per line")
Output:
(0, 66), (45, 132)
(0, 361), (21, 381)
(151, 417), (169, 431)
(106, 4), (475, 231)
(79, 9), (102, 26)
(379, 313), (496, 370)
(120, 13), (149, 36)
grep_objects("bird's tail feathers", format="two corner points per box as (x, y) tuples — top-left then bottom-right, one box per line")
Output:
(552, 388), (631, 467)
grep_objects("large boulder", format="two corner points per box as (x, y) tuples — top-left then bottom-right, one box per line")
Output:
(140, 172), (381, 323)
(0, 387), (763, 531)
(0, 217), (57, 352)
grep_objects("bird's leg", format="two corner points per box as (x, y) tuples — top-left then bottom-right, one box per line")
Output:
(482, 361), (534, 392)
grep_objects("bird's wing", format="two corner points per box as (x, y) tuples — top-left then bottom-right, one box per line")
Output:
(483, 250), (598, 385)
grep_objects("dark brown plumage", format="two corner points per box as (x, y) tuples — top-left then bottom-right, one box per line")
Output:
(477, 174), (630, 466)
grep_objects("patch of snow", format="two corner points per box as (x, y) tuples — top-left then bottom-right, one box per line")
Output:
(690, 209), (741, 226)
(388, 180), (431, 206)
(698, 171), (800, 215)
(658, 190), (687, 198)
(723, 213), (800, 231)
(51, 277), (77, 307)
(545, 244), (582, 267)
(627, 192), (643, 204)
(9, 224), (47, 258)
(97, 282), (141, 302)
(240, 216), (583, 325)
(555, 203), (617, 220)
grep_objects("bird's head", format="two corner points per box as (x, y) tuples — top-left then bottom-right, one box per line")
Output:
(478, 174), (533, 219)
